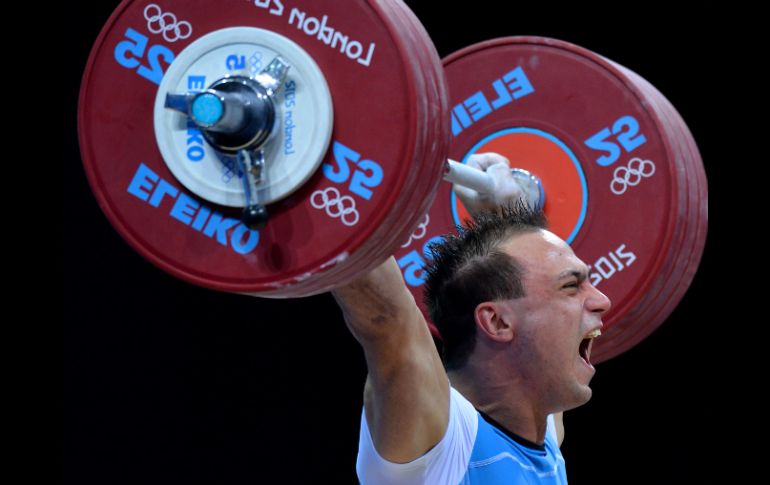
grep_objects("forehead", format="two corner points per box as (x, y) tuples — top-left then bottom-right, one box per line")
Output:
(500, 230), (585, 281)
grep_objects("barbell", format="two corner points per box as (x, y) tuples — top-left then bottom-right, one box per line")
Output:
(78, 0), (708, 363)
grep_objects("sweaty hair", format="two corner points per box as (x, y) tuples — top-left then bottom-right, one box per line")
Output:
(423, 202), (547, 370)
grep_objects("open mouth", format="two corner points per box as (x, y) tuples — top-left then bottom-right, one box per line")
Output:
(579, 329), (602, 366)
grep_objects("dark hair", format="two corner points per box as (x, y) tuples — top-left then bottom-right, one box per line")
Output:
(423, 202), (547, 370)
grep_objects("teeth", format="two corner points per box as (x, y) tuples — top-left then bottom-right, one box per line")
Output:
(586, 329), (602, 339)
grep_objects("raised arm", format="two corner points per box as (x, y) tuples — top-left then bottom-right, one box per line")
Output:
(332, 152), (523, 464)
(332, 256), (449, 463)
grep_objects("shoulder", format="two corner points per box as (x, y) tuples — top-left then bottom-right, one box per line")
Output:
(356, 386), (479, 485)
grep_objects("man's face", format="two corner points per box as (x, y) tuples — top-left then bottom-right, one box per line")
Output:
(498, 229), (611, 412)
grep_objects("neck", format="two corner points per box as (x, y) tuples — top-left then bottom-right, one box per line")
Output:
(448, 363), (550, 445)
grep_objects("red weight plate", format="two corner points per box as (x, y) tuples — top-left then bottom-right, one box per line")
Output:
(591, 67), (708, 362)
(590, 67), (698, 361)
(332, 0), (452, 295)
(79, 0), (443, 296)
(594, 65), (708, 361)
(367, 0), (451, 265)
(257, 0), (451, 297)
(397, 37), (698, 351)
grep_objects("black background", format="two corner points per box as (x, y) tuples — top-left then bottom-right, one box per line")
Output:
(65, 2), (727, 483)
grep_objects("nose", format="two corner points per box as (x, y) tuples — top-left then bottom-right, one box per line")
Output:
(586, 283), (611, 315)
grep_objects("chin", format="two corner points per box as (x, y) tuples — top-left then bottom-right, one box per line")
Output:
(564, 385), (592, 410)
(580, 384), (594, 404)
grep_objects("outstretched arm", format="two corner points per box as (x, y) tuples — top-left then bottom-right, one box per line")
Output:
(333, 152), (525, 463)
(332, 256), (449, 463)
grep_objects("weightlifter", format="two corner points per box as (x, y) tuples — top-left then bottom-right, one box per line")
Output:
(332, 153), (611, 484)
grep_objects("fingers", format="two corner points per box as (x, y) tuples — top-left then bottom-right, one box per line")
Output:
(468, 155), (524, 205)
(485, 162), (514, 179)
(455, 153), (527, 215)
(490, 173), (525, 204)
(466, 152), (511, 171)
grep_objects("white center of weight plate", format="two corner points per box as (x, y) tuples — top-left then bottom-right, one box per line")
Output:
(154, 27), (334, 207)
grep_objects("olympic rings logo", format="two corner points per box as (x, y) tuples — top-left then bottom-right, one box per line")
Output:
(610, 158), (656, 195)
(311, 188), (360, 227)
(401, 214), (430, 248)
(144, 4), (192, 43)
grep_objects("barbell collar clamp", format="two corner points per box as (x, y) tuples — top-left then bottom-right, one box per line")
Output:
(237, 148), (268, 229)
(253, 56), (291, 96)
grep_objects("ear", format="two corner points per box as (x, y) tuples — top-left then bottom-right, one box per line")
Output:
(474, 301), (516, 342)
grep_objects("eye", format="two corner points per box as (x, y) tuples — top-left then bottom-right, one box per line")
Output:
(563, 281), (579, 289)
